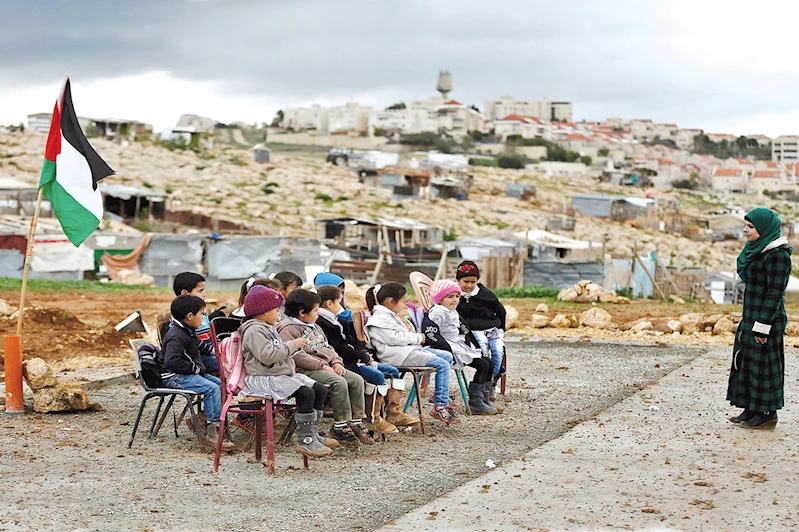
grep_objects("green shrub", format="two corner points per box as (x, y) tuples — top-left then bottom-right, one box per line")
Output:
(497, 155), (526, 169)
(469, 157), (497, 167)
(494, 286), (560, 298)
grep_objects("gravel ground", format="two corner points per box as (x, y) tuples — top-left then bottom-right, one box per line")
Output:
(0, 341), (703, 532)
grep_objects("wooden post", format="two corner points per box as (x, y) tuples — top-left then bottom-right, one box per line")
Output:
(134, 195), (142, 220)
(434, 243), (448, 281)
(635, 255), (668, 301)
(5, 187), (44, 414)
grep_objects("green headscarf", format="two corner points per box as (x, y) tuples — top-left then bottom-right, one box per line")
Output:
(736, 207), (782, 282)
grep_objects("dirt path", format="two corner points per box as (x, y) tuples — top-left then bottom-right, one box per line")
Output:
(0, 341), (700, 531)
(384, 347), (799, 531)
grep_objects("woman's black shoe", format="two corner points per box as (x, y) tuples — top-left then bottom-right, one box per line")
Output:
(741, 411), (778, 430)
(729, 409), (755, 423)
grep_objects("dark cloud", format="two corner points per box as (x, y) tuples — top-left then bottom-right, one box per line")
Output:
(2, 0), (799, 127)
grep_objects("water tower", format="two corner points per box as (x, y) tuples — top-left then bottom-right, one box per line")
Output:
(436, 70), (453, 100)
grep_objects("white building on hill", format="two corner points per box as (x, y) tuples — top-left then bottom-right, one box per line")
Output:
(483, 96), (573, 123)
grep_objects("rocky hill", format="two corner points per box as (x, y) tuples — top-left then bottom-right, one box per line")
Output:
(2, 130), (796, 273)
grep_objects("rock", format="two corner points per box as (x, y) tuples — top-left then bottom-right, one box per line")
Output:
(786, 322), (799, 337)
(579, 307), (613, 329)
(32, 381), (90, 413)
(621, 317), (649, 331)
(667, 319), (682, 333)
(670, 295), (686, 304)
(573, 294), (594, 304)
(653, 322), (674, 333)
(702, 314), (724, 328)
(597, 291), (619, 303)
(0, 298), (16, 316)
(616, 296), (631, 304)
(531, 314), (551, 328)
(505, 305), (519, 329)
(557, 288), (578, 302)
(713, 317), (737, 335)
(631, 321), (654, 332)
(679, 313), (705, 334)
(117, 269), (155, 286)
(22, 357), (57, 389)
(550, 314), (572, 328)
(535, 303), (549, 313)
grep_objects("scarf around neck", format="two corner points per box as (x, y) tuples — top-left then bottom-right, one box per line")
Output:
(736, 208), (783, 282)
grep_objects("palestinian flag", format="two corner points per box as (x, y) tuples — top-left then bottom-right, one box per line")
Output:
(39, 77), (114, 246)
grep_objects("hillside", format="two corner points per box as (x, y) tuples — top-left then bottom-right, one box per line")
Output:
(1, 130), (795, 273)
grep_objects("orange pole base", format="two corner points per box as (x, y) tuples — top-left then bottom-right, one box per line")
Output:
(3, 335), (24, 414)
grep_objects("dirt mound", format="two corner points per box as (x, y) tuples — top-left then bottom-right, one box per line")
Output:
(0, 306), (137, 370)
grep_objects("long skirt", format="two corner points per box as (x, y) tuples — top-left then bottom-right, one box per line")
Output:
(727, 330), (785, 412)
(240, 373), (318, 403)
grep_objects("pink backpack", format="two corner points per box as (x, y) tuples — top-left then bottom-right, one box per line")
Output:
(219, 332), (246, 413)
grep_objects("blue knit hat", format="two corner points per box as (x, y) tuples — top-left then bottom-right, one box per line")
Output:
(314, 272), (345, 287)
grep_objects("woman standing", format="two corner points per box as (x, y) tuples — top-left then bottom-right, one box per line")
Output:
(728, 208), (791, 430)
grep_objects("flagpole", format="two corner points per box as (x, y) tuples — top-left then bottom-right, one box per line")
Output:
(16, 186), (45, 336)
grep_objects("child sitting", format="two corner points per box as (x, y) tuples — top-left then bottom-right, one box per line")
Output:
(276, 289), (371, 449)
(161, 294), (233, 448)
(314, 272), (352, 321)
(316, 285), (410, 433)
(273, 271), (303, 298)
(455, 261), (507, 400)
(427, 280), (498, 415)
(173, 272), (225, 373)
(364, 282), (458, 425)
(231, 277), (283, 318)
(237, 286), (334, 458)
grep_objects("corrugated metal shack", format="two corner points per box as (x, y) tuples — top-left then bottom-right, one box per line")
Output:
(571, 194), (653, 221)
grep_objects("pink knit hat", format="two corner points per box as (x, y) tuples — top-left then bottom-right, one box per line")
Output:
(428, 279), (462, 305)
(243, 285), (285, 317)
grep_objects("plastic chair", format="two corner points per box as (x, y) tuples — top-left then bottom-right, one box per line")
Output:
(210, 317), (308, 474)
(128, 339), (204, 448)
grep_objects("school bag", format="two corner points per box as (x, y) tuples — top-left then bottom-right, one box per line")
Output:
(137, 341), (165, 389)
(218, 332), (247, 416)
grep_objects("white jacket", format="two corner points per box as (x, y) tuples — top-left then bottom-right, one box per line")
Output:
(364, 305), (425, 367)
(428, 305), (478, 367)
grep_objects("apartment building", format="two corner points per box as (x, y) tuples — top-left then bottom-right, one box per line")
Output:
(369, 108), (437, 134)
(435, 100), (486, 136)
(283, 104), (326, 131)
(674, 128), (703, 150)
(483, 96), (573, 122)
(772, 135), (799, 163)
(326, 103), (373, 134)
(492, 115), (550, 140)
(711, 168), (747, 194)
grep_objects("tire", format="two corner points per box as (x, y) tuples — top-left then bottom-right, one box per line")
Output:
(334, 155), (346, 166)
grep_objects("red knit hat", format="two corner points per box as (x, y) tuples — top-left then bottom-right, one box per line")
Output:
(456, 260), (480, 279)
(244, 285), (285, 317)
(428, 279), (462, 305)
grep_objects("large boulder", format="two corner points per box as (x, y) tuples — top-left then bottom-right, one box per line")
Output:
(667, 319), (682, 333)
(679, 313), (705, 334)
(535, 303), (549, 313)
(531, 314), (551, 328)
(117, 269), (155, 287)
(32, 381), (90, 413)
(713, 318), (737, 335)
(22, 357), (57, 389)
(550, 314), (572, 328)
(579, 308), (613, 329)
(702, 314), (724, 329)
(505, 305), (519, 329)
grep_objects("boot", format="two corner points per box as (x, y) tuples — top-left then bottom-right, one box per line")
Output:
(483, 382), (504, 414)
(741, 411), (778, 430)
(205, 423), (235, 450)
(365, 385), (398, 434)
(729, 409), (754, 424)
(348, 421), (375, 445)
(314, 410), (340, 449)
(385, 379), (421, 427)
(294, 413), (333, 457)
(330, 423), (361, 449)
(468, 382), (497, 415)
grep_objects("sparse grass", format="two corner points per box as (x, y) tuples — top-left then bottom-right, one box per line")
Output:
(0, 277), (169, 295)
(494, 286), (560, 299)
(229, 156), (248, 166)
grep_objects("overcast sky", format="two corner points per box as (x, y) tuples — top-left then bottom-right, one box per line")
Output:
(2, 0), (799, 136)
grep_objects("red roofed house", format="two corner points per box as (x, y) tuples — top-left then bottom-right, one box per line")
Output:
(749, 168), (787, 194)
(435, 100), (485, 136)
(493, 114), (551, 141)
(711, 167), (747, 194)
(707, 133), (738, 143)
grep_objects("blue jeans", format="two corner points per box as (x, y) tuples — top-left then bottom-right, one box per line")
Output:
(201, 354), (219, 374)
(359, 363), (400, 385)
(472, 331), (505, 378)
(425, 347), (454, 366)
(424, 354), (452, 408)
(165, 373), (222, 424)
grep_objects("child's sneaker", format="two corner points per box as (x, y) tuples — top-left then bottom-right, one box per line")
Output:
(429, 406), (453, 425)
(330, 424), (361, 449)
(347, 421), (375, 445)
(205, 423), (235, 451)
(446, 405), (462, 423)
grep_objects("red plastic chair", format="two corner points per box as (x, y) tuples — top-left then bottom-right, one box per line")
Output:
(210, 317), (309, 474)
